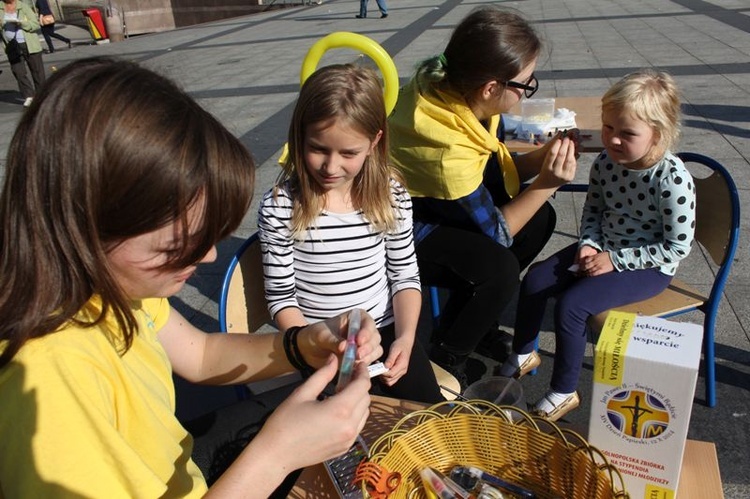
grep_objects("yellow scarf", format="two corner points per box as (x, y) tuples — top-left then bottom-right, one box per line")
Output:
(388, 79), (519, 200)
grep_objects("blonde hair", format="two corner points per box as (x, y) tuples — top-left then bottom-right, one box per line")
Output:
(278, 64), (401, 237)
(602, 69), (682, 151)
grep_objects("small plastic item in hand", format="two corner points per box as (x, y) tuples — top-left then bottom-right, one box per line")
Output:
(568, 263), (580, 273)
(336, 309), (361, 392)
(367, 362), (389, 378)
(564, 127), (581, 143)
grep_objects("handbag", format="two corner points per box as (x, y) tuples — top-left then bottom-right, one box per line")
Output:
(40, 13), (55, 25)
(4, 35), (23, 63)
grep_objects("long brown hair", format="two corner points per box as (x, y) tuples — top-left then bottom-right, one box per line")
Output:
(0, 57), (255, 367)
(278, 64), (399, 237)
(415, 6), (542, 98)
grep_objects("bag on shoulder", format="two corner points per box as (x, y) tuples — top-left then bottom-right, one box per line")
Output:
(40, 14), (55, 25)
(4, 37), (23, 63)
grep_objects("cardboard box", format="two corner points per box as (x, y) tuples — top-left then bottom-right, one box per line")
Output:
(589, 311), (703, 499)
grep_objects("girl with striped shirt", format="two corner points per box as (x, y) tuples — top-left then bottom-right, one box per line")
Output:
(258, 64), (443, 403)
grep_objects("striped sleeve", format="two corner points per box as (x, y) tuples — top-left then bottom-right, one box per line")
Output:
(257, 187), (301, 319)
(386, 180), (421, 296)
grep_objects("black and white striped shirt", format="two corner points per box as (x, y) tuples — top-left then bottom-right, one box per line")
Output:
(258, 180), (421, 327)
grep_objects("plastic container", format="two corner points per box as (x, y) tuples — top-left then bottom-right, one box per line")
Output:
(464, 376), (524, 408)
(521, 98), (555, 124)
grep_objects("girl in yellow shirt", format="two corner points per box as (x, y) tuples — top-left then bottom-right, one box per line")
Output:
(0, 57), (382, 498)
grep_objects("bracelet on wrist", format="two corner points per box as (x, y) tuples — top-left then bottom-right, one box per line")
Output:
(283, 325), (314, 377)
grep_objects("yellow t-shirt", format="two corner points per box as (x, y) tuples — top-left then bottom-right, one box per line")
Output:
(0, 297), (207, 498)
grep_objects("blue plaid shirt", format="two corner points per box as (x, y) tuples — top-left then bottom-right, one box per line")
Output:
(412, 183), (513, 247)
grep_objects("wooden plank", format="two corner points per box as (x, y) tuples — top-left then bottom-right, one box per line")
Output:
(588, 279), (706, 333)
(677, 440), (724, 498)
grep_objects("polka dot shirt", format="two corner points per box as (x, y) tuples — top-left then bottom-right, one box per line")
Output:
(579, 151), (696, 276)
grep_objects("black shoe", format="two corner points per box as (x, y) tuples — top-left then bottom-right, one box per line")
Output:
(380, 13), (388, 18)
(465, 358), (488, 386)
(440, 363), (468, 392)
(355, 14), (365, 18)
(430, 343), (469, 392)
(476, 328), (513, 362)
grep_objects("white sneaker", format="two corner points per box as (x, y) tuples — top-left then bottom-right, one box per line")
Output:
(23, 97), (33, 107)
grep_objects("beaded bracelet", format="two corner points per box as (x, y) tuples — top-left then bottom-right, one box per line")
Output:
(283, 326), (314, 377)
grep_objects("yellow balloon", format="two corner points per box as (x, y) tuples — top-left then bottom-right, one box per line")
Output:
(300, 31), (399, 115)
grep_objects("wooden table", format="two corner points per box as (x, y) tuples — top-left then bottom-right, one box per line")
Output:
(290, 395), (724, 498)
(505, 96), (603, 153)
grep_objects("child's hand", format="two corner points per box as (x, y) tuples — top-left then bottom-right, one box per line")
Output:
(576, 245), (599, 264)
(380, 337), (413, 386)
(298, 310), (383, 369)
(579, 251), (615, 277)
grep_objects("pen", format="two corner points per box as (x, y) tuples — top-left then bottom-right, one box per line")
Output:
(336, 308), (360, 392)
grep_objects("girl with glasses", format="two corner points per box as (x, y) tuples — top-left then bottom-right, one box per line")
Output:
(388, 6), (578, 387)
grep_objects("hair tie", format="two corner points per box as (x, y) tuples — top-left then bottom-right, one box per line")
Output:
(438, 53), (448, 68)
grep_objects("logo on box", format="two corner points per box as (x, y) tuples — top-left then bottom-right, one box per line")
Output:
(604, 389), (670, 440)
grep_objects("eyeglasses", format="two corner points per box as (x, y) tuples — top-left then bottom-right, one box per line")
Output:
(504, 74), (538, 98)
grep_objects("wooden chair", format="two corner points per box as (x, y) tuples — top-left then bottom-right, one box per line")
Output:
(219, 232), (461, 400)
(427, 153), (740, 407)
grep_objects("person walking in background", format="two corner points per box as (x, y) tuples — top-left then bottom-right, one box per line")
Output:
(355, 0), (387, 19)
(388, 6), (578, 387)
(497, 70), (694, 421)
(2, 0), (45, 106)
(35, 0), (71, 53)
(259, 64), (444, 404)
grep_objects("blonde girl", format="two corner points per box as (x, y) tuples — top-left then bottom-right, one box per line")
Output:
(259, 64), (444, 403)
(499, 69), (695, 421)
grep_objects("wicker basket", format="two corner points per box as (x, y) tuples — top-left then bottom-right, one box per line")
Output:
(360, 400), (628, 499)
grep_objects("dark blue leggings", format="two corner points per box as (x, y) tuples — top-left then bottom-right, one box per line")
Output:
(513, 243), (672, 393)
